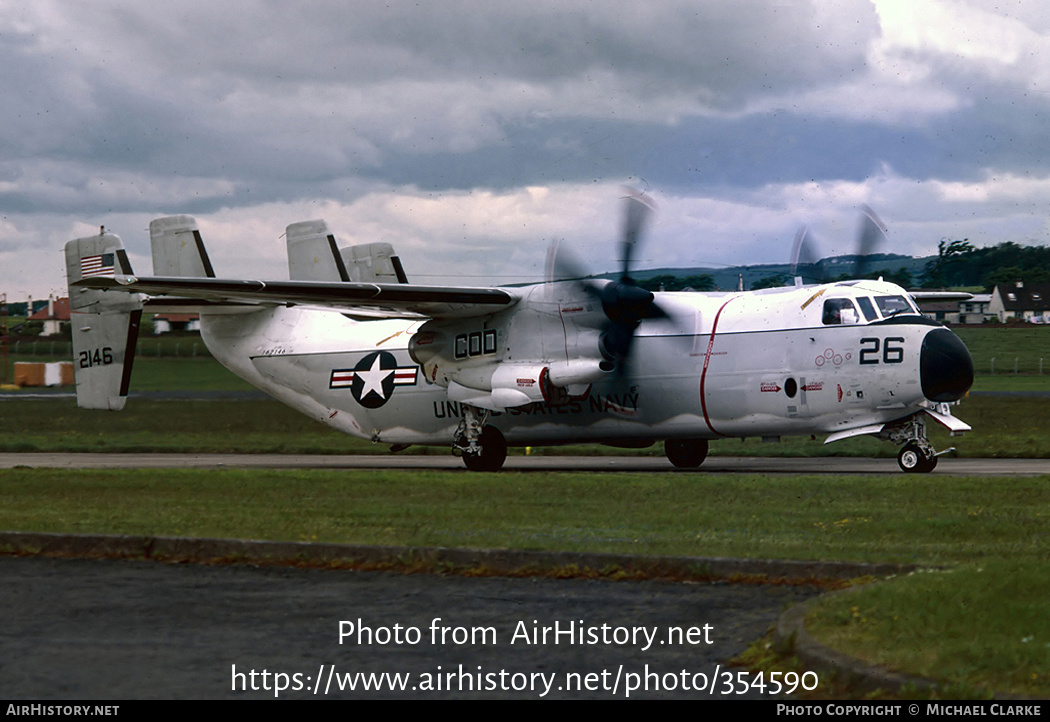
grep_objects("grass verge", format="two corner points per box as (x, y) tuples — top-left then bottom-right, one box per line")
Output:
(800, 563), (1050, 698)
(1, 469), (1045, 563)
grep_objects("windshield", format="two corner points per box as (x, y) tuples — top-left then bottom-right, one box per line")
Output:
(874, 295), (915, 316)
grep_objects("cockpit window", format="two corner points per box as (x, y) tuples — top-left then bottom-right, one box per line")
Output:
(874, 295), (915, 317)
(856, 296), (878, 322)
(822, 298), (860, 325)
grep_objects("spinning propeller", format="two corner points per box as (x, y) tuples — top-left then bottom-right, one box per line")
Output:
(790, 204), (889, 282)
(550, 189), (672, 375)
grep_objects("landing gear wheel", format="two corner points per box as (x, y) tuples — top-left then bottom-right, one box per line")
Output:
(665, 438), (709, 469)
(897, 442), (936, 473)
(462, 426), (508, 472)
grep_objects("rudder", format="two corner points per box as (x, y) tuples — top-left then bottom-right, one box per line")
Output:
(64, 231), (143, 410)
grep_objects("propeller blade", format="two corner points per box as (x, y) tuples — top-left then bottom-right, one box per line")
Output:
(544, 238), (560, 286)
(619, 189), (655, 282)
(855, 204), (888, 278)
(789, 205), (889, 283)
(543, 188), (669, 380)
(790, 225), (824, 282)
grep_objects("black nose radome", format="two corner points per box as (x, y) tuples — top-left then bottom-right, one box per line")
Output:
(920, 328), (974, 402)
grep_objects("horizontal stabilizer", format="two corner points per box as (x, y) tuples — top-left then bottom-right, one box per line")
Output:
(75, 215), (516, 319)
(74, 274), (518, 320)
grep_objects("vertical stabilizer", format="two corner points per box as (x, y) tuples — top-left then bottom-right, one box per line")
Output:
(286, 219), (408, 283)
(342, 242), (408, 283)
(64, 231), (143, 410)
(286, 220), (350, 282)
(149, 215), (215, 277)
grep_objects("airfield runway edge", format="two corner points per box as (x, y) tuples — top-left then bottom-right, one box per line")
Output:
(0, 530), (914, 582)
(774, 595), (944, 698)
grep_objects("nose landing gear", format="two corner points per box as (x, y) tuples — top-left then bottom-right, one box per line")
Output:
(885, 413), (951, 473)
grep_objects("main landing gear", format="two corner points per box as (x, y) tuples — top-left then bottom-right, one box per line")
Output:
(885, 413), (949, 473)
(454, 404), (508, 472)
(664, 438), (709, 469)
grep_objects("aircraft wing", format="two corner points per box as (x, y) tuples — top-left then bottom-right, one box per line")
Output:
(74, 274), (520, 319)
(908, 290), (973, 302)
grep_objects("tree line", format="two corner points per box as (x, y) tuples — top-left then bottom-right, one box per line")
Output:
(922, 240), (1050, 289)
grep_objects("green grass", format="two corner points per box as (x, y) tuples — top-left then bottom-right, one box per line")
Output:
(953, 326), (1050, 376)
(0, 469), (1045, 563)
(5, 334), (212, 359)
(805, 563), (1050, 698)
(970, 375), (1050, 392)
(126, 357), (256, 392)
(0, 399), (367, 454)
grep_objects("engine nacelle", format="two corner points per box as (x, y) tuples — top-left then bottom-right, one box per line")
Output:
(449, 363), (551, 409)
(407, 305), (613, 410)
(444, 359), (611, 411)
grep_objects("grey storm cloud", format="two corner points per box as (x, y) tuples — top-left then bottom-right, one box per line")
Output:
(3, 0), (1050, 299)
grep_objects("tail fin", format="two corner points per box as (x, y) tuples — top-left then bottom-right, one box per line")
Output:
(286, 220), (350, 282)
(149, 215), (215, 277)
(286, 220), (408, 283)
(64, 230), (143, 410)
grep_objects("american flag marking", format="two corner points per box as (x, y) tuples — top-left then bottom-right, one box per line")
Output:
(81, 253), (116, 278)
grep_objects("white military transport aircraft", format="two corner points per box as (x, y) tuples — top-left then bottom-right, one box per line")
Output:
(64, 193), (974, 472)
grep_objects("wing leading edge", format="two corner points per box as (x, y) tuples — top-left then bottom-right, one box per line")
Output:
(73, 274), (519, 319)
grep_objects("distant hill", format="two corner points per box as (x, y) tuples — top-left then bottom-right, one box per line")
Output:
(592, 253), (934, 290)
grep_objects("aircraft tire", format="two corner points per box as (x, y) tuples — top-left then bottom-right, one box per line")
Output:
(664, 438), (709, 469)
(897, 443), (935, 473)
(462, 426), (507, 472)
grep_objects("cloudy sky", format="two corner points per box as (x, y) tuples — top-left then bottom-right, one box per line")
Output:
(4, 0), (1050, 300)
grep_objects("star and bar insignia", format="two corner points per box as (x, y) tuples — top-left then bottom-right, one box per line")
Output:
(330, 351), (418, 408)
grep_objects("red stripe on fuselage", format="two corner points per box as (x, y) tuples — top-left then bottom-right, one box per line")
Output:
(699, 297), (739, 437)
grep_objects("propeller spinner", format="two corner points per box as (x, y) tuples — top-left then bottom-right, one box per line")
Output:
(552, 189), (671, 373)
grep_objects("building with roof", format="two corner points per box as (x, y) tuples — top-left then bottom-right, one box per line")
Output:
(988, 282), (1050, 323)
(958, 293), (993, 324)
(27, 296), (70, 336)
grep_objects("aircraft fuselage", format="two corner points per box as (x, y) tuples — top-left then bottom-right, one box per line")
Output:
(199, 278), (972, 450)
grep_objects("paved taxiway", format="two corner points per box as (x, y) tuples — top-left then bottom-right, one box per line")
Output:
(0, 452), (1046, 474)
(1, 555), (818, 699)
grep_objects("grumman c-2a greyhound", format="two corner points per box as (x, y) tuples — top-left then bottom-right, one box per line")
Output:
(64, 192), (974, 472)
